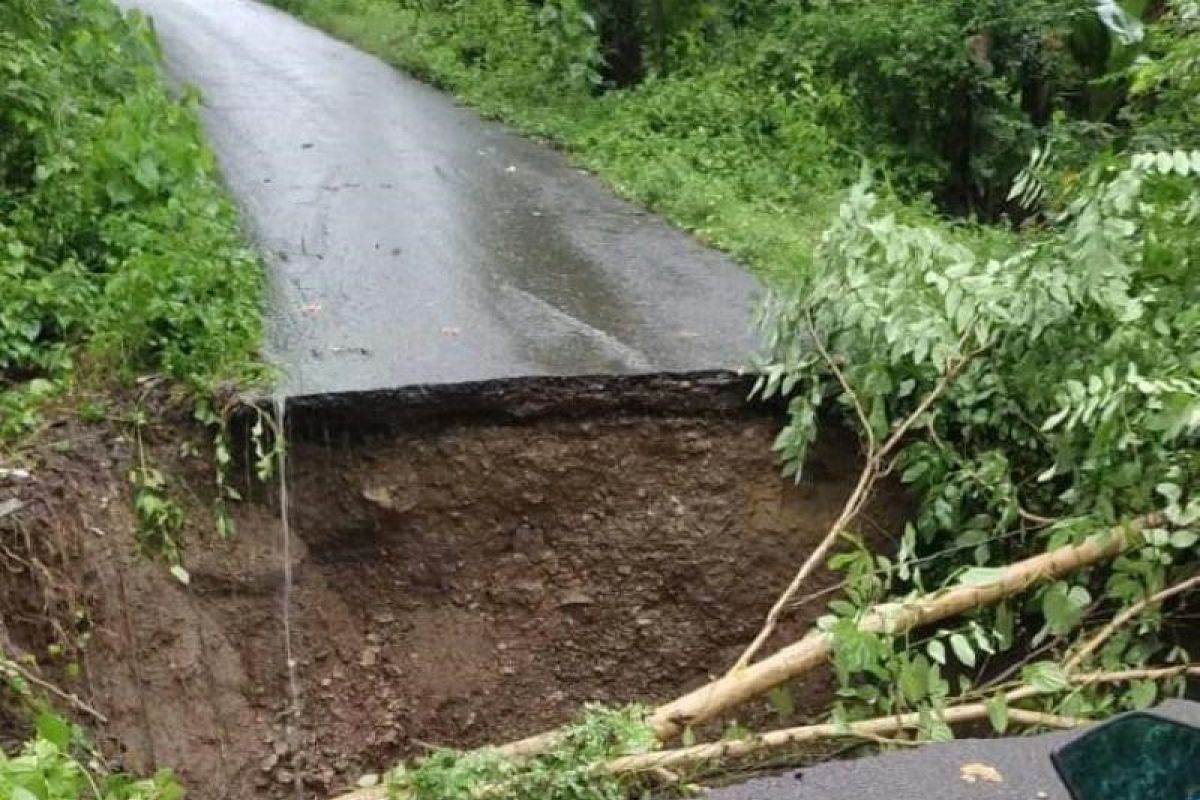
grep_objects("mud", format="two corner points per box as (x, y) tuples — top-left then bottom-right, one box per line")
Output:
(0, 377), (905, 799)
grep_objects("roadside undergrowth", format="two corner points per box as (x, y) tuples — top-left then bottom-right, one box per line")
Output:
(0, 0), (265, 413)
(1, 0), (267, 548)
(2, 0), (265, 791)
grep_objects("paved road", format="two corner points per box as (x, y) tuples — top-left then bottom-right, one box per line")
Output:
(121, 0), (760, 397)
(707, 700), (1200, 800)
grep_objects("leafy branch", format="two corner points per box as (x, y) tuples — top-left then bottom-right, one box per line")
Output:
(731, 321), (984, 672)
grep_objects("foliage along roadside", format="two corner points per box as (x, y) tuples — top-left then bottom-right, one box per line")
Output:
(755, 1), (1200, 730)
(0, 0), (265, 439)
(2, 0), (264, 782)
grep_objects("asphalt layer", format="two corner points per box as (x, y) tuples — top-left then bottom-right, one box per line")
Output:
(706, 700), (1200, 800)
(121, 0), (760, 396)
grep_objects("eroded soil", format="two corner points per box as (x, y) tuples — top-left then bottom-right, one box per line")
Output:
(0, 376), (905, 799)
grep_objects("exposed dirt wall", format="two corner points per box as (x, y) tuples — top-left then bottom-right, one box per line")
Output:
(1, 376), (906, 799)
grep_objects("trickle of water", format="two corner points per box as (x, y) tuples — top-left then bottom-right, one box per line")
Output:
(274, 393), (304, 800)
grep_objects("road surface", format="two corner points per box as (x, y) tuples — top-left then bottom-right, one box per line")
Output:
(121, 0), (760, 397)
(706, 700), (1200, 800)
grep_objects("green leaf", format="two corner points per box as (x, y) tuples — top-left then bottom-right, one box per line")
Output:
(767, 686), (795, 718)
(927, 718), (953, 742)
(949, 633), (976, 668)
(1022, 661), (1070, 693)
(1043, 584), (1087, 635)
(994, 603), (1014, 650)
(927, 640), (946, 666)
(898, 656), (929, 704)
(958, 567), (1005, 586)
(1169, 530), (1198, 549)
(1128, 680), (1157, 710)
(35, 710), (72, 750)
(986, 692), (1008, 734)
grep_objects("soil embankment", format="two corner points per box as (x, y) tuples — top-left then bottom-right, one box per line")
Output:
(1, 376), (905, 799)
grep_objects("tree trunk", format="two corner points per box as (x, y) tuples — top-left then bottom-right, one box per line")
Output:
(330, 516), (1155, 800)
(502, 517), (1152, 755)
(596, 0), (644, 87)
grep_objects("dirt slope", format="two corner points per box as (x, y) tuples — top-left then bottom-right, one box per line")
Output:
(1, 380), (904, 799)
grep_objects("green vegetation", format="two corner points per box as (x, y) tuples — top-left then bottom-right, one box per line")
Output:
(760, 142), (1200, 726)
(3, 0), (263, 783)
(1, 735), (177, 800)
(388, 706), (656, 800)
(2, 660), (179, 800)
(4, 0), (1198, 794)
(754, 3), (1199, 727)
(0, 0), (264, 437)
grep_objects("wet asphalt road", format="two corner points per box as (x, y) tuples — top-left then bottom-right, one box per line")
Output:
(706, 700), (1200, 800)
(120, 0), (760, 397)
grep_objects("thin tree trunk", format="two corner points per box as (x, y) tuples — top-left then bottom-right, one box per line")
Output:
(502, 516), (1154, 756)
(330, 515), (1157, 800)
(332, 662), (1196, 800)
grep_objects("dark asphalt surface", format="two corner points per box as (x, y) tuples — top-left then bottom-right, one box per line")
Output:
(120, 0), (760, 396)
(706, 701), (1200, 800)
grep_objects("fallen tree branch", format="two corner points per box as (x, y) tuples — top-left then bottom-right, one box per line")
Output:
(596, 665), (1197, 777)
(492, 515), (1156, 763)
(333, 707), (1076, 800)
(1064, 572), (1200, 672)
(604, 705), (1085, 775)
(641, 515), (1156, 743)
(332, 660), (1196, 800)
(728, 329), (982, 673)
(1005, 664), (1200, 703)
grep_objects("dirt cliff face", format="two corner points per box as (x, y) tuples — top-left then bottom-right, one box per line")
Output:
(1, 376), (905, 799)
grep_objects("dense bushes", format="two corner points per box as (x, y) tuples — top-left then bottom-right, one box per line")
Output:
(2, 0), (263, 782)
(0, 0), (263, 434)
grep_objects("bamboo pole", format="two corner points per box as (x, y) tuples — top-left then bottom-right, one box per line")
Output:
(605, 706), (1085, 774)
(612, 664), (1198, 775)
(1064, 572), (1199, 671)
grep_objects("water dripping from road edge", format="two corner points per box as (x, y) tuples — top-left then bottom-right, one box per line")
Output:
(274, 392), (304, 800)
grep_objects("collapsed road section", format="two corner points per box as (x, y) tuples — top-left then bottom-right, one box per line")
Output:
(0, 374), (903, 799)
